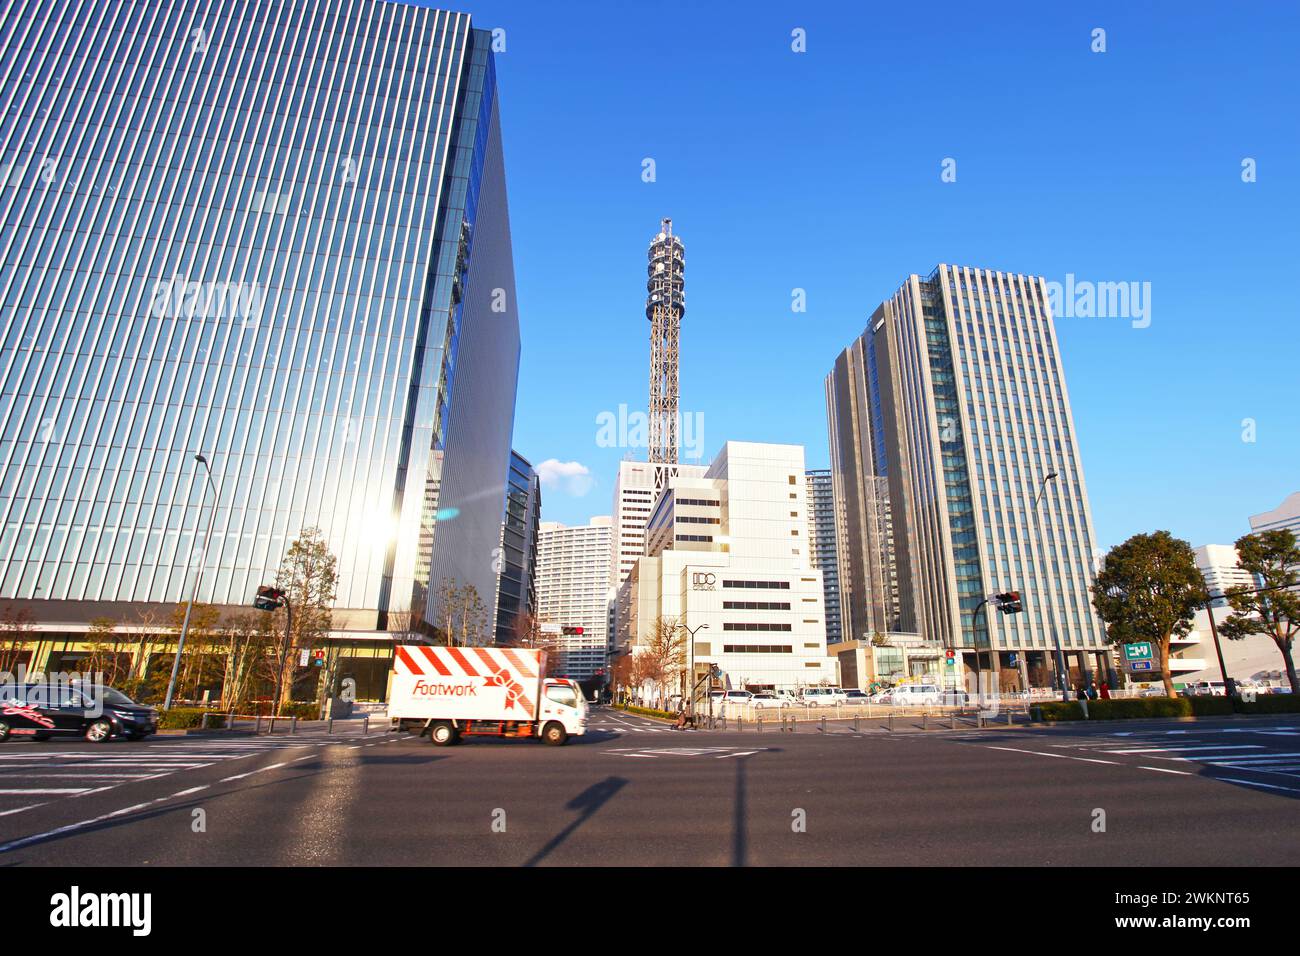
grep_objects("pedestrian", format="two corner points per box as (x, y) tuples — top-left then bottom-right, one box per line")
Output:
(1088, 682), (1099, 700)
(1100, 681), (1111, 699)
(674, 703), (689, 731)
(1076, 684), (1087, 701)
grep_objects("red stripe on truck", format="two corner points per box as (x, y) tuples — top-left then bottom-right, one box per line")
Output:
(418, 645), (453, 676)
(501, 648), (536, 679)
(445, 647), (481, 677)
(394, 646), (423, 675)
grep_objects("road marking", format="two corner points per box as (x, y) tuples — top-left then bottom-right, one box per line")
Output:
(1102, 745), (1264, 754)
(170, 786), (208, 798)
(1138, 766), (1192, 775)
(219, 761), (287, 782)
(717, 751), (759, 758)
(0, 803), (45, 816)
(1217, 778), (1300, 793)
(0, 787), (96, 794)
(1172, 752), (1300, 762)
(985, 746), (1120, 766)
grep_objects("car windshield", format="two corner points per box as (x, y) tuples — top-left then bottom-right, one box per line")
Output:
(92, 687), (138, 707)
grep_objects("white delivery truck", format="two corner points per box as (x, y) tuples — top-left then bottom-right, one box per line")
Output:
(387, 645), (587, 746)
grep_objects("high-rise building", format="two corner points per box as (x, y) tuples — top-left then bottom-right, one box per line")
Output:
(609, 460), (709, 593)
(1193, 544), (1254, 608)
(805, 469), (843, 644)
(493, 451), (540, 643)
(1249, 493), (1300, 540)
(826, 265), (1109, 692)
(535, 517), (613, 681)
(0, 2), (519, 683)
(617, 442), (836, 695)
(646, 219), (685, 464)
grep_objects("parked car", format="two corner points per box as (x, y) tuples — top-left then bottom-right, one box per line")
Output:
(843, 689), (871, 704)
(1181, 681), (1227, 698)
(890, 683), (943, 707)
(801, 687), (848, 705)
(0, 683), (158, 743)
(750, 693), (789, 710)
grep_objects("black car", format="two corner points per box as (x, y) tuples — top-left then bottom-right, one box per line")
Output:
(0, 683), (158, 743)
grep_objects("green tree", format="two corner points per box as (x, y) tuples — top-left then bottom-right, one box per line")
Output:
(1219, 530), (1300, 694)
(272, 527), (338, 713)
(1091, 530), (1207, 698)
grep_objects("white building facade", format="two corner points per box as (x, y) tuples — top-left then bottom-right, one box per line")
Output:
(535, 517), (613, 681)
(1194, 544), (1254, 607)
(617, 442), (838, 695)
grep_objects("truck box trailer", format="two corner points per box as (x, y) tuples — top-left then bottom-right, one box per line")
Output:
(387, 645), (587, 746)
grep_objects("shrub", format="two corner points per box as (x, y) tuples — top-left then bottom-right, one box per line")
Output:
(1033, 701), (1085, 722)
(278, 702), (321, 720)
(158, 708), (226, 730)
(1189, 696), (1235, 717)
(1235, 694), (1300, 715)
(617, 704), (676, 721)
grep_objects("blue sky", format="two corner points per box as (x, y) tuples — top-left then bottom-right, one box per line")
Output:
(456, 0), (1298, 551)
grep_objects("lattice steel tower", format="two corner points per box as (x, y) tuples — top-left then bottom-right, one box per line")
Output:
(646, 218), (685, 464)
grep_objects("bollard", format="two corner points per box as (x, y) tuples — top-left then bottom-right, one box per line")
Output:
(1006, 709), (1013, 726)
(790, 716), (796, 734)
(923, 712), (928, 731)
(737, 717), (743, 733)
(269, 716), (277, 735)
(290, 717), (297, 735)
(757, 716), (763, 732)
(975, 713), (982, 729)
(227, 711), (235, 733)
(820, 715), (826, 733)
(200, 713), (209, 731)
(950, 712), (957, 730)
(327, 718), (334, 735)
(255, 714), (263, 735)
(363, 715), (370, 736)
(854, 715), (860, 733)
(888, 711), (894, 732)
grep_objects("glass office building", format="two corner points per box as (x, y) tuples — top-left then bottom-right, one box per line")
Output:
(0, 1), (519, 641)
(826, 266), (1110, 691)
(492, 450), (539, 644)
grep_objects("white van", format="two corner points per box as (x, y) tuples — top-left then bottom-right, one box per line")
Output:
(890, 683), (943, 706)
(801, 687), (848, 705)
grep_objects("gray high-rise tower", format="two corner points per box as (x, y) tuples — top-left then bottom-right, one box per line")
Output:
(646, 219), (684, 464)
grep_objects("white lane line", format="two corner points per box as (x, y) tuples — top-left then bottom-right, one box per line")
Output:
(717, 751), (759, 758)
(219, 761), (288, 783)
(0, 788), (96, 795)
(1172, 752), (1300, 762)
(986, 746), (1121, 766)
(290, 755), (315, 763)
(1139, 766), (1192, 775)
(1102, 745), (1264, 754)
(0, 803), (45, 817)
(0, 773), (156, 780)
(1217, 778), (1300, 794)
(169, 786), (208, 798)
(612, 753), (659, 758)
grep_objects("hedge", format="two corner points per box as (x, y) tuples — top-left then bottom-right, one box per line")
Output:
(157, 708), (226, 730)
(617, 704), (677, 721)
(1034, 694), (1300, 722)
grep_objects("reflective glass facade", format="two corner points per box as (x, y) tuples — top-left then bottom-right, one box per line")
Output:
(827, 265), (1106, 658)
(0, 1), (518, 632)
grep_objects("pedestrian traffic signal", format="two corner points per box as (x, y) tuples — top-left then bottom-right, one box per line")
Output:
(254, 585), (285, 611)
(994, 591), (1023, 614)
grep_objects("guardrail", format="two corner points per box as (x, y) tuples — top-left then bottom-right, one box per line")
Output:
(202, 712), (373, 736)
(685, 701), (1026, 732)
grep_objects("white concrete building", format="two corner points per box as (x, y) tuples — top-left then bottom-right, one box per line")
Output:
(1249, 492), (1300, 539)
(1194, 544), (1254, 607)
(535, 517), (613, 681)
(616, 442), (838, 695)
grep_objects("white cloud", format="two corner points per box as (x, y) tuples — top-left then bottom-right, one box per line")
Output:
(536, 459), (595, 497)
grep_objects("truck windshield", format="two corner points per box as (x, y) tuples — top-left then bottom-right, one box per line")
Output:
(545, 685), (578, 708)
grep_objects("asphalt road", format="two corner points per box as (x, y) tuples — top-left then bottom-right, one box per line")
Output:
(1, 710), (1298, 866)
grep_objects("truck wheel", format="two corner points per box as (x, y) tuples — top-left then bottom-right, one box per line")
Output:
(542, 722), (567, 746)
(429, 721), (458, 746)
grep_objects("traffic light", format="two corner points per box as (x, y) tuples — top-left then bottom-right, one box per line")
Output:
(994, 591), (1023, 614)
(254, 585), (285, 611)
(561, 625), (584, 635)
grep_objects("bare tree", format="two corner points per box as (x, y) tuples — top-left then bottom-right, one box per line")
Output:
(643, 617), (686, 704)
(0, 605), (36, 677)
(271, 527), (339, 713)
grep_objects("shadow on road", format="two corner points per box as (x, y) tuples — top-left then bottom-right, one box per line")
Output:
(524, 776), (627, 867)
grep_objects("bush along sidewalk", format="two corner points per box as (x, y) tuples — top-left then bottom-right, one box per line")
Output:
(616, 703), (677, 721)
(1032, 694), (1300, 722)
(157, 708), (227, 731)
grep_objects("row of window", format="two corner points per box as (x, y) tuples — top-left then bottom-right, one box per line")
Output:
(722, 622), (791, 632)
(722, 601), (790, 611)
(722, 579), (790, 590)
(721, 645), (792, 654)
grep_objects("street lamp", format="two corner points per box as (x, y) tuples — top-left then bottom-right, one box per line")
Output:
(164, 453), (220, 710)
(1032, 470), (1071, 703)
(679, 621), (709, 722)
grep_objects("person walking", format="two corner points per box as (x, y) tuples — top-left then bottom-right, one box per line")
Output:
(1087, 681), (1099, 700)
(1100, 681), (1111, 699)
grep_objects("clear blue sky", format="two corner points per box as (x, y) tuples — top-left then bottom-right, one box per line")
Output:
(455, 0), (1299, 552)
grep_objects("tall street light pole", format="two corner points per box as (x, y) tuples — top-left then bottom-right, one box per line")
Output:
(1032, 471), (1071, 703)
(680, 621), (708, 721)
(164, 454), (219, 710)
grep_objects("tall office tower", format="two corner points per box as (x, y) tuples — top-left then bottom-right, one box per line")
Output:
(0, 2), (519, 681)
(1250, 493), (1300, 540)
(646, 218), (685, 464)
(492, 451), (540, 643)
(616, 442), (837, 694)
(826, 266), (1109, 692)
(805, 469), (843, 644)
(535, 517), (613, 681)
(1193, 545), (1253, 608)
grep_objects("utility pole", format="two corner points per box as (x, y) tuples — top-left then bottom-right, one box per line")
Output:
(1033, 471), (1072, 702)
(679, 621), (708, 721)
